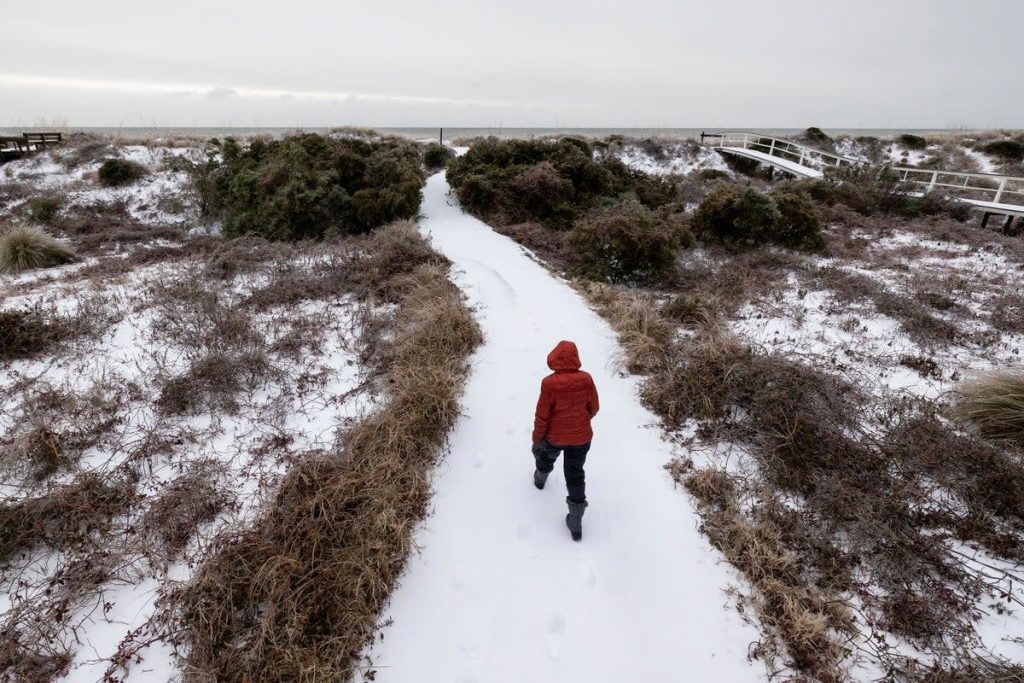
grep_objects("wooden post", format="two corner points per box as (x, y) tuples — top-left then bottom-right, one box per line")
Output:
(982, 212), (992, 229)
(1002, 215), (1016, 236)
(439, 128), (443, 145)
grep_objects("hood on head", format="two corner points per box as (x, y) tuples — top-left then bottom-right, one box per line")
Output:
(547, 340), (582, 372)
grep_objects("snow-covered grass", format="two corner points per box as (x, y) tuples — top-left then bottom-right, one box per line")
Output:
(0, 242), (377, 681)
(574, 213), (1024, 679)
(0, 137), (486, 681)
(606, 139), (734, 177)
(2, 141), (202, 228)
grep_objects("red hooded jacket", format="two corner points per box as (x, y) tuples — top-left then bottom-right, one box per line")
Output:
(532, 341), (600, 446)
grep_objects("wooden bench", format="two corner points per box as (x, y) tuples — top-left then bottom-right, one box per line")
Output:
(23, 132), (63, 150)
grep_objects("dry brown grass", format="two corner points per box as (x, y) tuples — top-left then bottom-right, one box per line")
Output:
(683, 469), (853, 681)
(156, 349), (272, 415)
(142, 462), (230, 557)
(952, 370), (1024, 445)
(0, 301), (106, 363)
(1, 380), (131, 482)
(803, 265), (960, 345)
(0, 473), (136, 564)
(164, 225), (482, 681)
(0, 225), (76, 274)
(579, 280), (1024, 680)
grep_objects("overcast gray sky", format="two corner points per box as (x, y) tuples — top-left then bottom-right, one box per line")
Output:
(1, 0), (1021, 129)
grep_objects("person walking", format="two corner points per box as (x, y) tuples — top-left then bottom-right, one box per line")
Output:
(532, 340), (600, 541)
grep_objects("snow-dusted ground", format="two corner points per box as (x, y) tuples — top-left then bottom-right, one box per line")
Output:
(682, 226), (1024, 670)
(357, 173), (762, 682)
(1, 144), (202, 227)
(0, 264), (374, 679)
(609, 140), (734, 177)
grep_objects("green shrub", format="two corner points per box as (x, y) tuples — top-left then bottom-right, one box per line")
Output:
(982, 139), (1024, 161)
(98, 158), (148, 187)
(423, 142), (454, 170)
(769, 188), (825, 251)
(0, 226), (76, 273)
(195, 133), (424, 240)
(447, 136), (636, 229)
(565, 198), (688, 284)
(632, 174), (679, 209)
(899, 134), (928, 150)
(693, 185), (781, 249)
(698, 169), (729, 181)
(802, 127), (832, 144)
(507, 162), (575, 224)
(28, 196), (63, 223)
(807, 167), (968, 221)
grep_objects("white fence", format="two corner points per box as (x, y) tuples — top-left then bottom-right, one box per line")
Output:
(702, 131), (1024, 208)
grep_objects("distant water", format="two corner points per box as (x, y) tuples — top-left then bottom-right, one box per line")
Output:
(0, 126), (994, 143)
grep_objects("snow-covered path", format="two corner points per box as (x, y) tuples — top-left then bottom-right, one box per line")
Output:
(359, 173), (762, 682)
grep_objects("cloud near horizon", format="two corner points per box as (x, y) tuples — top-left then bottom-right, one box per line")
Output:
(1, 0), (1022, 129)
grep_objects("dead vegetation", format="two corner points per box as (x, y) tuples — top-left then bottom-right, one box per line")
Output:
(142, 462), (230, 558)
(0, 473), (136, 563)
(165, 224), (482, 681)
(577, 281), (1024, 680)
(1, 181), (479, 681)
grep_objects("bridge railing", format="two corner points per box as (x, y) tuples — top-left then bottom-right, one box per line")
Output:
(702, 131), (862, 172)
(702, 131), (1024, 208)
(890, 167), (1024, 206)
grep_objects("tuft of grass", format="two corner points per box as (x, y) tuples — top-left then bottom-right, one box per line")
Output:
(142, 463), (229, 556)
(952, 370), (1024, 444)
(156, 349), (271, 415)
(0, 225), (76, 274)
(97, 157), (149, 186)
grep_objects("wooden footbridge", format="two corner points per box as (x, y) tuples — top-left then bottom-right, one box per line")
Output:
(0, 132), (63, 163)
(701, 131), (1024, 232)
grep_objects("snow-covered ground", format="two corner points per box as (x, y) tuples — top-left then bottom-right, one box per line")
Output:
(0, 259), (376, 680)
(608, 140), (734, 177)
(356, 173), (763, 682)
(1, 144), (202, 227)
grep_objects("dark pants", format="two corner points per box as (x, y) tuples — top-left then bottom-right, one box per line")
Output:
(533, 440), (590, 504)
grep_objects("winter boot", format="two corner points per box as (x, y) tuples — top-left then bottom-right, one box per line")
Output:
(565, 498), (588, 541)
(534, 469), (549, 490)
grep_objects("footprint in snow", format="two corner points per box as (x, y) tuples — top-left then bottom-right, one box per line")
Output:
(578, 564), (597, 588)
(545, 611), (567, 661)
(516, 523), (540, 558)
